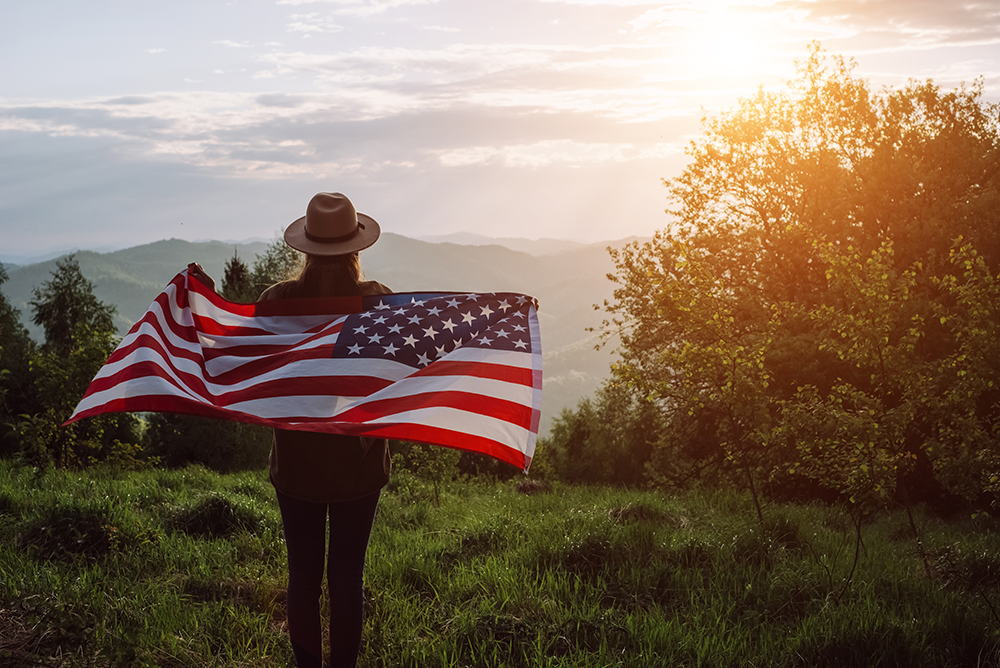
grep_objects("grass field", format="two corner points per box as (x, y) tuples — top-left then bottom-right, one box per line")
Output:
(1, 460), (999, 667)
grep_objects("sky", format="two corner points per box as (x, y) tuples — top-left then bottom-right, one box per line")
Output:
(2, 0), (999, 259)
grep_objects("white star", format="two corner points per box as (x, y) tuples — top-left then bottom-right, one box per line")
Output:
(416, 352), (431, 366)
(441, 318), (456, 332)
(408, 314), (422, 325)
(446, 298), (461, 309)
(452, 338), (463, 348)
(516, 295), (528, 304)
(354, 325), (368, 335)
(403, 334), (419, 347)
(461, 311), (475, 325)
(465, 293), (481, 302)
(496, 329), (509, 338)
(348, 344), (363, 355)
(383, 342), (399, 356)
(514, 340), (528, 349)
(359, 311), (373, 319)
(373, 315), (387, 325)
(410, 298), (425, 307)
(435, 344), (448, 357)
(427, 306), (441, 316)
(479, 335), (493, 345)
(375, 300), (391, 310)
(368, 333), (383, 344)
(513, 312), (525, 319)
(388, 323), (403, 334)
(394, 307), (407, 316)
(479, 304), (494, 318)
(423, 326), (439, 340)
(512, 324), (526, 332)
(498, 299), (511, 312)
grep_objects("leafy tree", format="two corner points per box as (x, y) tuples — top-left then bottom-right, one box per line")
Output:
(220, 251), (258, 303)
(0, 264), (36, 457)
(926, 241), (1000, 504)
(30, 255), (116, 356)
(541, 379), (660, 487)
(17, 258), (141, 469)
(601, 43), (1000, 514)
(252, 235), (303, 293)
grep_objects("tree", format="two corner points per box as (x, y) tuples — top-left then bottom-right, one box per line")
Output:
(0, 264), (36, 457)
(220, 251), (258, 303)
(252, 235), (303, 293)
(18, 258), (141, 469)
(601, 43), (1000, 512)
(31, 255), (116, 356)
(541, 379), (660, 487)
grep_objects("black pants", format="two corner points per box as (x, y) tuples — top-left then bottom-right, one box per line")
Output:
(276, 489), (381, 668)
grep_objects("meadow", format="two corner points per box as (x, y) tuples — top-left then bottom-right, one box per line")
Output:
(1, 460), (999, 668)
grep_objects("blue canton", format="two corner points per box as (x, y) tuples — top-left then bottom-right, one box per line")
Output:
(332, 292), (534, 368)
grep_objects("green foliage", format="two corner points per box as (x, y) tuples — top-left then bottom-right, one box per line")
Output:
(595, 43), (1000, 518)
(4, 256), (144, 469)
(389, 440), (462, 505)
(142, 412), (271, 473)
(0, 263), (36, 457)
(250, 234), (303, 293)
(15, 322), (143, 470)
(539, 380), (660, 486)
(219, 250), (258, 303)
(30, 255), (117, 357)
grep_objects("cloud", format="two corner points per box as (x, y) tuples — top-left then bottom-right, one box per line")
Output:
(145, 48), (167, 54)
(215, 40), (254, 48)
(275, 0), (440, 15)
(286, 13), (344, 33)
(435, 139), (683, 169)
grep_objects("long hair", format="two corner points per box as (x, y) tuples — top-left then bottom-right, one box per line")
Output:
(264, 252), (363, 300)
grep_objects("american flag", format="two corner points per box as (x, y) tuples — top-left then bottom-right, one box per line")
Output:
(66, 267), (542, 471)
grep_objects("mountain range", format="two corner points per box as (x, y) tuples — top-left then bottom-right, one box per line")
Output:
(1, 234), (642, 436)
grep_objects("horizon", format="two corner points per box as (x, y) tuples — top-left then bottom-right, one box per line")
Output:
(0, 229), (643, 267)
(4, 1), (999, 256)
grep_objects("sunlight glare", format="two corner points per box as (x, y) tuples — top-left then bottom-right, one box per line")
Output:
(643, 2), (777, 82)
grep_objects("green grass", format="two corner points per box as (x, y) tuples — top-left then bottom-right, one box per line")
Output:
(1, 461), (999, 667)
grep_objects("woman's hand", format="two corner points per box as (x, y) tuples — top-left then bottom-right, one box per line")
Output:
(188, 262), (217, 292)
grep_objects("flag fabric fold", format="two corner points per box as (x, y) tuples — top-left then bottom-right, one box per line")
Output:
(66, 267), (543, 471)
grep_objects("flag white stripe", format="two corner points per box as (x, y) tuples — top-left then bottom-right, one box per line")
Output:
(325, 405), (532, 448)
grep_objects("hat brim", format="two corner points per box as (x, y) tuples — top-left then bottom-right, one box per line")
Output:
(283, 212), (381, 256)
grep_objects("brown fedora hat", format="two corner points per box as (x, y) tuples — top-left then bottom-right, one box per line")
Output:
(283, 192), (381, 256)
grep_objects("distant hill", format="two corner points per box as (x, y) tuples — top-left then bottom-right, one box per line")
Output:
(415, 233), (590, 256)
(2, 234), (645, 436)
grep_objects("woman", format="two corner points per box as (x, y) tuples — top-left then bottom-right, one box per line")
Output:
(208, 192), (391, 668)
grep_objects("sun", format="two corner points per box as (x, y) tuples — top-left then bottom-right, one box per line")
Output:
(701, 23), (767, 73)
(663, 3), (776, 81)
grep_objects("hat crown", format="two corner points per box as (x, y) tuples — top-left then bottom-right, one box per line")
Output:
(305, 192), (361, 240)
(284, 191), (380, 256)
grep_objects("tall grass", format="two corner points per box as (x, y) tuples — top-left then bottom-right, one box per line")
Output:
(1, 460), (998, 667)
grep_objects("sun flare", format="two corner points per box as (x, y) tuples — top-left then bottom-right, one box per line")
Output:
(643, 2), (777, 82)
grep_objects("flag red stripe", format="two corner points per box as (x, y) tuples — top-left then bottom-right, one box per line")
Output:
(333, 390), (532, 425)
(357, 423), (527, 469)
(412, 358), (534, 385)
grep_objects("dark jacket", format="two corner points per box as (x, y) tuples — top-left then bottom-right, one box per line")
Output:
(259, 279), (392, 502)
